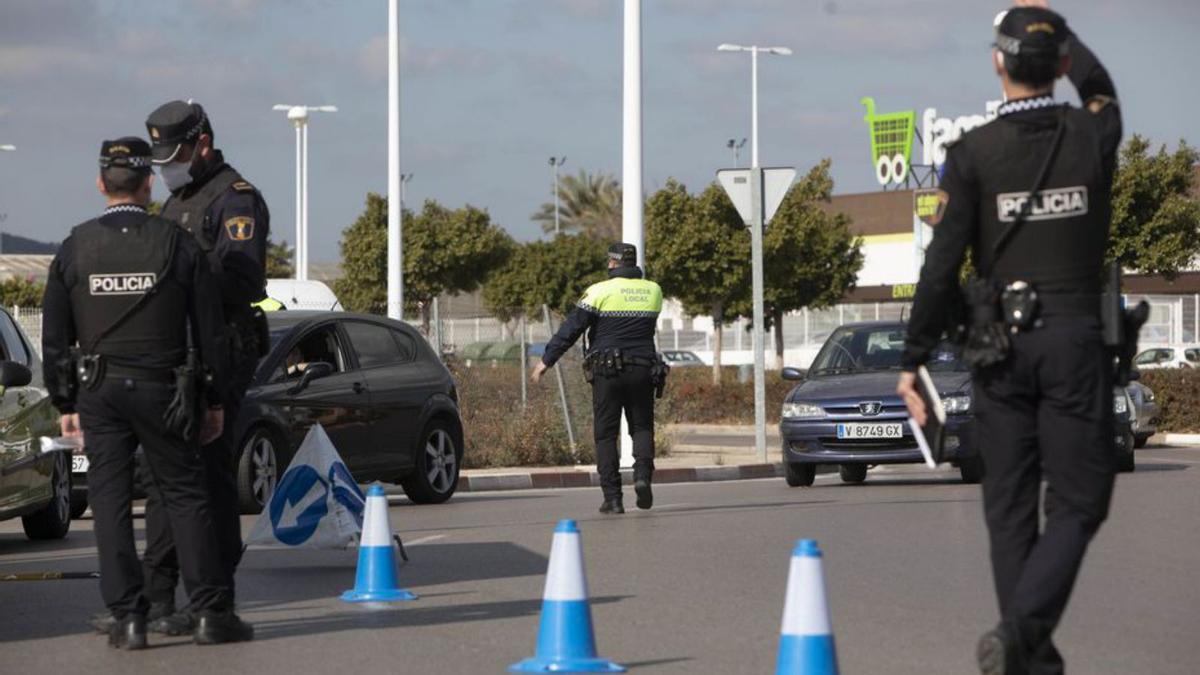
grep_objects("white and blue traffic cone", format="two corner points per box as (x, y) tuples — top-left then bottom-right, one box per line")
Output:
(776, 539), (839, 675)
(509, 520), (625, 673)
(340, 484), (417, 602)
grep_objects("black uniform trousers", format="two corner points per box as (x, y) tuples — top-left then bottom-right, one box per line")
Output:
(79, 377), (231, 618)
(142, 369), (250, 606)
(972, 316), (1116, 675)
(592, 364), (655, 500)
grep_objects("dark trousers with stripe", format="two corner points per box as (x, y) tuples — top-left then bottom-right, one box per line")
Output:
(79, 378), (231, 617)
(973, 316), (1116, 675)
(592, 364), (656, 500)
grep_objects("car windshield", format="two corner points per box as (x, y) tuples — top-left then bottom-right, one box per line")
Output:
(808, 325), (965, 376)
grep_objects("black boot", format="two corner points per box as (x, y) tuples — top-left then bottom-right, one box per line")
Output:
(90, 612), (116, 635)
(92, 601), (171, 635)
(194, 610), (254, 645)
(977, 624), (1019, 675)
(598, 497), (625, 514)
(107, 614), (147, 650)
(634, 476), (653, 510)
(150, 606), (195, 637)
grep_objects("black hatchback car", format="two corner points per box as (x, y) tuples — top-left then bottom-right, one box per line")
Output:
(231, 311), (464, 513)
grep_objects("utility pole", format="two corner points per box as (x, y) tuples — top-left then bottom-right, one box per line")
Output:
(548, 157), (566, 235)
(727, 138), (746, 167)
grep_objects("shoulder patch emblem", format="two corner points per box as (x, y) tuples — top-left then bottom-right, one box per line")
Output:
(231, 181), (256, 193)
(225, 216), (256, 241)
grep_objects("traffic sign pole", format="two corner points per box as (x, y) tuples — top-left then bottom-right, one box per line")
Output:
(750, 168), (767, 464)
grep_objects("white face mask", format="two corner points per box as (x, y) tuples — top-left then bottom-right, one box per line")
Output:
(160, 148), (199, 192)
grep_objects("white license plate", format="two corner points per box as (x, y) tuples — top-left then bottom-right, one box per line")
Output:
(836, 423), (903, 439)
(72, 456), (89, 473)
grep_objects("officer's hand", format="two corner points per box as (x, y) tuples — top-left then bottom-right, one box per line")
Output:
(200, 407), (225, 446)
(531, 361), (548, 385)
(897, 372), (928, 426)
(61, 413), (83, 440)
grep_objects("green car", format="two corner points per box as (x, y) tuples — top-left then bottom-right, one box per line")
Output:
(0, 308), (72, 540)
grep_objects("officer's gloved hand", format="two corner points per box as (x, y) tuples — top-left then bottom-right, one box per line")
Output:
(199, 407), (224, 446)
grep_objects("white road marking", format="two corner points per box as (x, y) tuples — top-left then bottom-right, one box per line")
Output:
(404, 534), (447, 547)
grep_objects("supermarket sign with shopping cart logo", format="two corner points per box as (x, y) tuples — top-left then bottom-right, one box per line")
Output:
(861, 97), (1002, 186)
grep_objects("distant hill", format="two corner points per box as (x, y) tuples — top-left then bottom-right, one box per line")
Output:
(1, 233), (58, 254)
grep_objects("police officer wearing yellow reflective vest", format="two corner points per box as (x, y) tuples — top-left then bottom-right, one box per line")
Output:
(42, 138), (252, 648)
(897, 3), (1122, 673)
(139, 100), (270, 635)
(532, 243), (667, 514)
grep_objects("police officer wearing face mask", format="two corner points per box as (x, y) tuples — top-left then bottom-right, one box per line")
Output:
(532, 243), (666, 514)
(43, 138), (252, 648)
(139, 100), (270, 635)
(896, 2), (1122, 673)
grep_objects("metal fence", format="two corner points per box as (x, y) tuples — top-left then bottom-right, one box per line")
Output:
(11, 292), (1200, 367)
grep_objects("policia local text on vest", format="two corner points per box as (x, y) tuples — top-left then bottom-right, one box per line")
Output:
(532, 243), (668, 514)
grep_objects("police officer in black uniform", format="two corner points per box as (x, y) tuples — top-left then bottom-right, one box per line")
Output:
(139, 100), (270, 633)
(43, 138), (252, 647)
(897, 3), (1121, 673)
(532, 243), (666, 514)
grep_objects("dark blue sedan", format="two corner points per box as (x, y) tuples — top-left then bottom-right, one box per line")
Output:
(779, 322), (981, 486)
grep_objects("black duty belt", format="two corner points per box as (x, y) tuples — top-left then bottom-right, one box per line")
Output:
(1038, 292), (1100, 317)
(104, 363), (176, 383)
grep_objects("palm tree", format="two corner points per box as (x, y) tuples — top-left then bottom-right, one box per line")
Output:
(532, 169), (622, 241)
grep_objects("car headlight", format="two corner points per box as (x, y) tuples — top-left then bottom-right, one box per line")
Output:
(782, 402), (825, 419)
(1144, 388), (1155, 403)
(943, 395), (972, 414)
(1113, 392), (1129, 415)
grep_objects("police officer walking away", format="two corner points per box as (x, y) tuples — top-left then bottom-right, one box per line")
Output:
(532, 243), (666, 514)
(42, 138), (252, 647)
(139, 100), (270, 633)
(897, 2), (1121, 673)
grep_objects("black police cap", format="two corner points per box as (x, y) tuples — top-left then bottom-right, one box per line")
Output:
(994, 6), (1069, 57)
(608, 242), (638, 266)
(145, 100), (209, 164)
(99, 137), (153, 171)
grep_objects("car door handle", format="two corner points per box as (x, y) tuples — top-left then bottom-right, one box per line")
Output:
(353, 382), (365, 394)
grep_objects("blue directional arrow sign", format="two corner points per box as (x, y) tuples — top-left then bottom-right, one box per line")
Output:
(269, 465), (329, 546)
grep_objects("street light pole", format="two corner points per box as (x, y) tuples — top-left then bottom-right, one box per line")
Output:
(716, 42), (792, 464)
(273, 104), (337, 282)
(400, 173), (413, 210)
(548, 156), (566, 235)
(0, 145), (11, 256)
(726, 138), (746, 167)
(387, 0), (403, 321)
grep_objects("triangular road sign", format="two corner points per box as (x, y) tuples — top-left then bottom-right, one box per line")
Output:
(717, 167), (796, 227)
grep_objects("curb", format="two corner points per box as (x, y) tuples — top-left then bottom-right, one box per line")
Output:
(455, 463), (785, 493)
(1158, 433), (1200, 447)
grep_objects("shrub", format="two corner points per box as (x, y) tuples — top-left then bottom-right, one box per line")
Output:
(658, 366), (795, 425)
(1139, 369), (1200, 433)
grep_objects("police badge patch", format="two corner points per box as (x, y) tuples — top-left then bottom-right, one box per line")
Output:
(225, 216), (255, 241)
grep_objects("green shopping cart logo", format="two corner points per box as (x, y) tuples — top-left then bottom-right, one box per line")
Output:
(861, 97), (916, 186)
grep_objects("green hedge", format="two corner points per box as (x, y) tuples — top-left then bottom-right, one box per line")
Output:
(1139, 369), (1200, 433)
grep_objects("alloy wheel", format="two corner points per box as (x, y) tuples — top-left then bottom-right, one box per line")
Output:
(249, 434), (278, 507)
(425, 429), (457, 494)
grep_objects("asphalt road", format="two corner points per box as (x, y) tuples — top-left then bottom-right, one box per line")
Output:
(2, 447), (1198, 674)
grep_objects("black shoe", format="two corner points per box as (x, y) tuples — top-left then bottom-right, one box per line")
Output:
(598, 498), (625, 515)
(150, 608), (195, 636)
(92, 601), (171, 635)
(193, 610), (254, 645)
(634, 477), (653, 510)
(977, 625), (1016, 675)
(107, 614), (147, 651)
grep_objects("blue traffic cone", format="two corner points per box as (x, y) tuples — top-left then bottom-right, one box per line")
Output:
(340, 484), (417, 602)
(776, 539), (839, 675)
(509, 520), (625, 673)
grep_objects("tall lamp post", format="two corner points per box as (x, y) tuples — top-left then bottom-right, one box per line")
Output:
(0, 145), (12, 255)
(400, 173), (414, 210)
(548, 156), (566, 235)
(716, 42), (792, 463)
(272, 104), (337, 282)
(726, 138), (746, 167)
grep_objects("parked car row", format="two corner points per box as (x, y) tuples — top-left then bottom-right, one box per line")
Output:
(778, 322), (1143, 488)
(1134, 346), (1200, 369)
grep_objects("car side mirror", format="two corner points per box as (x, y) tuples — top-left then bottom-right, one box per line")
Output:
(781, 367), (806, 381)
(0, 361), (32, 389)
(288, 361), (334, 394)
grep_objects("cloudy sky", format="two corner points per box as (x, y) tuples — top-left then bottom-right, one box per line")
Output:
(0, 0), (1196, 261)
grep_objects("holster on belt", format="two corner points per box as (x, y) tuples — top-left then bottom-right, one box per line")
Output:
(53, 349), (81, 402)
(962, 279), (1011, 370)
(163, 349), (202, 441)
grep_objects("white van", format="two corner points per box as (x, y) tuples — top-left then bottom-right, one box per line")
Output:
(264, 279), (343, 311)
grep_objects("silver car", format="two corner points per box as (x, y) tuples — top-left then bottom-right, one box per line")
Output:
(1126, 379), (1160, 449)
